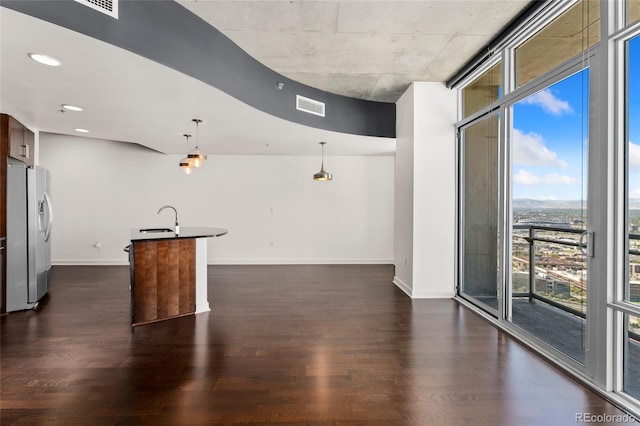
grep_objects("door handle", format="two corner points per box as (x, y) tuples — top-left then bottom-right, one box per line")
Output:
(20, 144), (29, 158)
(43, 191), (53, 242)
(579, 231), (594, 258)
(578, 230), (592, 351)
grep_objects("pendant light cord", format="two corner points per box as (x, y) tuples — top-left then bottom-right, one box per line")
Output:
(184, 134), (191, 153)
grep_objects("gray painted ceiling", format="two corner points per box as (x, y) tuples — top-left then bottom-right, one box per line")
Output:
(0, 1), (533, 156)
(178, 0), (532, 102)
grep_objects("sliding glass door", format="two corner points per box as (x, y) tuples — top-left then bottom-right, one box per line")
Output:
(509, 68), (590, 364)
(459, 112), (501, 315)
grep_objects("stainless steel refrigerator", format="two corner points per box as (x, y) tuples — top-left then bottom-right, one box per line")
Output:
(6, 165), (53, 312)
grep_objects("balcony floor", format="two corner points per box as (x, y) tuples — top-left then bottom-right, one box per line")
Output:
(512, 298), (586, 363)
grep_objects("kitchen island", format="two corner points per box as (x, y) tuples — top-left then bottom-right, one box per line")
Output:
(129, 227), (227, 326)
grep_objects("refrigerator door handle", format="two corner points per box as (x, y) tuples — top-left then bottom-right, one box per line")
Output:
(43, 191), (53, 242)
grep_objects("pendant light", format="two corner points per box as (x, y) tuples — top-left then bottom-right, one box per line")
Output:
(188, 118), (207, 168)
(179, 134), (193, 174)
(313, 142), (332, 181)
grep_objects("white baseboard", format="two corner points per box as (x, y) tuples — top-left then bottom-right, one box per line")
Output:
(53, 259), (128, 266)
(393, 276), (412, 297)
(53, 259), (394, 266)
(393, 276), (454, 299)
(411, 289), (455, 299)
(207, 258), (394, 265)
(195, 302), (211, 314)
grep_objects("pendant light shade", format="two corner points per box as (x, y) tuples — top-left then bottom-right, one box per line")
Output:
(188, 147), (205, 168)
(188, 119), (207, 168)
(313, 142), (332, 181)
(179, 158), (192, 174)
(177, 119), (208, 174)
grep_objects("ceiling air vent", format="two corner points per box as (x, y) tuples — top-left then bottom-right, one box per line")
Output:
(74, 0), (118, 19)
(296, 95), (325, 117)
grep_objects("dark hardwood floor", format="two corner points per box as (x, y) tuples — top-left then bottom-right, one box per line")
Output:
(1, 265), (635, 425)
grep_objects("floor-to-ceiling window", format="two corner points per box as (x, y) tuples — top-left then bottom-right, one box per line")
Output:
(622, 25), (640, 403)
(458, 0), (598, 366)
(455, 0), (640, 415)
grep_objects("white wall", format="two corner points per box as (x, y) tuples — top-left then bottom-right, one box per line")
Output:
(394, 83), (457, 298)
(39, 133), (394, 265)
(394, 87), (414, 295)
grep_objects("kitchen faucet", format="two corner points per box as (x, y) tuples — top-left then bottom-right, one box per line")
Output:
(158, 205), (179, 234)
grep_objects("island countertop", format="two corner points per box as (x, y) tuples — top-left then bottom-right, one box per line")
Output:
(130, 226), (228, 242)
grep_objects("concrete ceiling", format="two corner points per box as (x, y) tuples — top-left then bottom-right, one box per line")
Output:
(0, 1), (533, 156)
(179, 0), (532, 102)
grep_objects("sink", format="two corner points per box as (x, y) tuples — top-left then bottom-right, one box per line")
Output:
(139, 228), (173, 233)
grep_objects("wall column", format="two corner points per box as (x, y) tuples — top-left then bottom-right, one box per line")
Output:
(394, 82), (457, 298)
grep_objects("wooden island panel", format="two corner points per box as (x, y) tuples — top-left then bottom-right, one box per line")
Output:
(132, 238), (195, 326)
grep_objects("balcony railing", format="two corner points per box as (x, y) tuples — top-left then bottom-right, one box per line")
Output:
(511, 224), (640, 371)
(512, 224), (587, 319)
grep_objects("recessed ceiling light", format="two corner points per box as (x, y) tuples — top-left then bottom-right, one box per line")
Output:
(27, 53), (62, 67)
(74, 128), (89, 133)
(62, 104), (83, 112)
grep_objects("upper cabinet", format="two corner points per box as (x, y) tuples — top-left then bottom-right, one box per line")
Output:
(2, 114), (34, 166)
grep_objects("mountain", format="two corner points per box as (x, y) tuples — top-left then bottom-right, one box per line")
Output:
(513, 198), (640, 209)
(512, 199), (584, 209)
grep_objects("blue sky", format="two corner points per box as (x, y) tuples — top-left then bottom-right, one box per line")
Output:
(512, 35), (640, 201)
(512, 69), (588, 201)
(629, 36), (640, 199)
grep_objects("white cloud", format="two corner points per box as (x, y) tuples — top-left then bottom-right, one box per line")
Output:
(514, 169), (578, 186)
(513, 128), (568, 169)
(544, 173), (579, 185)
(629, 141), (640, 169)
(514, 169), (542, 185)
(521, 89), (573, 116)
